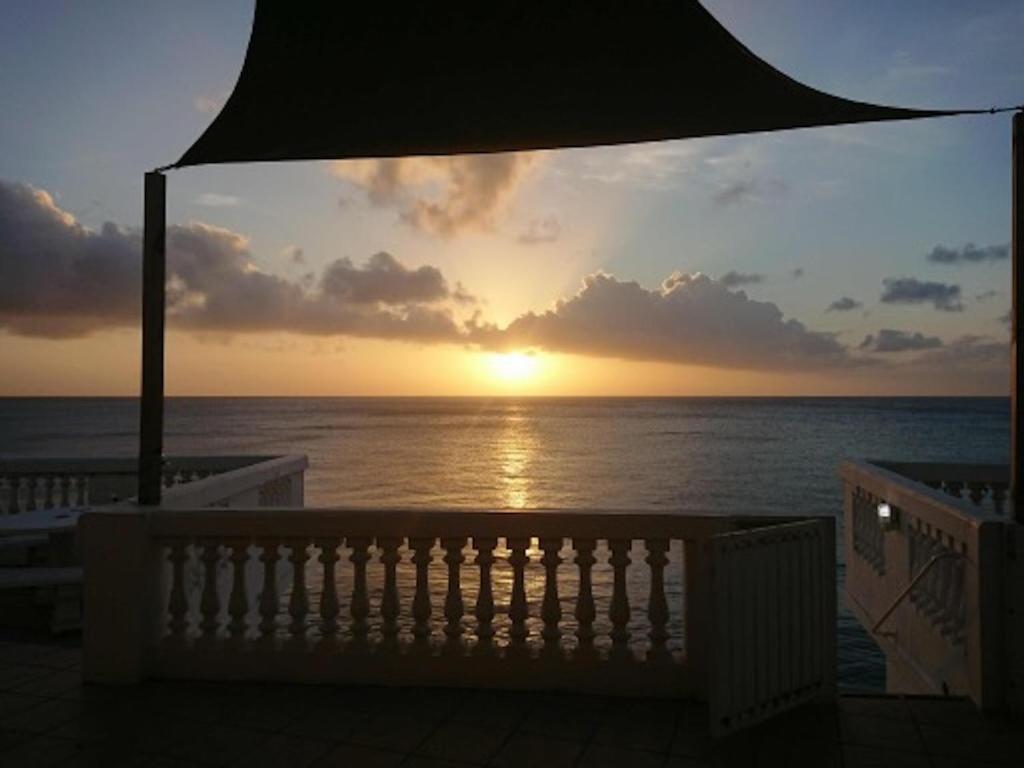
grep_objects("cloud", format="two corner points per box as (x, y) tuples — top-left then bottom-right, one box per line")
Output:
(976, 289), (999, 301)
(913, 335), (1005, 369)
(470, 271), (850, 371)
(827, 296), (862, 312)
(859, 329), (943, 353)
(712, 177), (787, 207)
(791, 268), (804, 279)
(720, 271), (763, 288)
(0, 178), (473, 342)
(331, 153), (539, 237)
(281, 245), (304, 265)
(518, 215), (561, 245)
(320, 252), (452, 305)
(926, 242), (1008, 265)
(881, 277), (962, 311)
(195, 192), (241, 208)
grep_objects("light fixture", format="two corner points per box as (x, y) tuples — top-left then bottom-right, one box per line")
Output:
(877, 502), (899, 530)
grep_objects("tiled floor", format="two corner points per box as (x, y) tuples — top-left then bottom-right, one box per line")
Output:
(0, 639), (1017, 767)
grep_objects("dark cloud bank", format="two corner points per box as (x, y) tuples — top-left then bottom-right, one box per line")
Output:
(827, 296), (862, 313)
(0, 178), (1007, 383)
(859, 329), (942, 353)
(880, 277), (962, 312)
(0, 180), (468, 341)
(926, 243), (1008, 265)
(470, 271), (848, 370)
(719, 271), (763, 289)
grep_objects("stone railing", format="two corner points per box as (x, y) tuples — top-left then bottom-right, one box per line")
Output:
(840, 459), (1007, 710)
(0, 455), (304, 514)
(872, 461), (1009, 517)
(80, 504), (835, 730)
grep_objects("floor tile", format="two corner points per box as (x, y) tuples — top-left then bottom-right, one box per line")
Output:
(591, 707), (675, 753)
(450, 690), (533, 730)
(312, 742), (405, 767)
(576, 743), (664, 768)
(0, 734), (79, 767)
(3, 698), (82, 733)
(416, 720), (510, 764)
(344, 710), (441, 753)
(838, 712), (924, 751)
(232, 733), (334, 767)
(487, 732), (582, 768)
(14, 668), (82, 697)
(162, 723), (271, 765)
(839, 695), (912, 720)
(843, 744), (930, 768)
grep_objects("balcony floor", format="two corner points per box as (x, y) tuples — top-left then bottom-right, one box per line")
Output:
(0, 640), (1018, 768)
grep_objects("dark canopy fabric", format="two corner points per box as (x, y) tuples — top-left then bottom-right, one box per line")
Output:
(175, 0), (972, 168)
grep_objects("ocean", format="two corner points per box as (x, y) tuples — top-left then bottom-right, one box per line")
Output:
(0, 396), (1010, 689)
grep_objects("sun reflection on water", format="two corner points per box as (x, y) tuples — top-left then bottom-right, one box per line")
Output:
(498, 406), (535, 509)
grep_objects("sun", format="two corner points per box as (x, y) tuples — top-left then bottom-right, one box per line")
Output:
(488, 352), (539, 382)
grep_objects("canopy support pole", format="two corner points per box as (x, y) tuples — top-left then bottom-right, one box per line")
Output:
(1012, 112), (1023, 523)
(138, 171), (166, 505)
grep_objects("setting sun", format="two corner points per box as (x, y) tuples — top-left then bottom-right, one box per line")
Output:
(488, 352), (540, 382)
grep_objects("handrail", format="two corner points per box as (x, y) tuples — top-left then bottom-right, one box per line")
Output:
(872, 551), (962, 635)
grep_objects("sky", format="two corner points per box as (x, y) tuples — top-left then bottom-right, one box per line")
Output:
(1, 0), (1022, 396)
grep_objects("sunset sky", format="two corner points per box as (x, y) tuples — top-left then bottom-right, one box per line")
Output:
(1, 0), (1022, 396)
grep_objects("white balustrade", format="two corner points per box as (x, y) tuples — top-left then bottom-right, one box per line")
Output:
(87, 506), (828, 696)
(0, 455), (305, 515)
(841, 458), (1006, 710)
(71, 451), (838, 715)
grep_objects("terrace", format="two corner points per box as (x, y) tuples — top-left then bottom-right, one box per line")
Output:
(1, 452), (1020, 767)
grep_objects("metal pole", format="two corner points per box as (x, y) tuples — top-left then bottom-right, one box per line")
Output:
(1012, 112), (1024, 523)
(138, 171), (166, 505)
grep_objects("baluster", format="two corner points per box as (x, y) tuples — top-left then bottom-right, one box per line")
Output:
(227, 539), (250, 644)
(937, 552), (958, 638)
(378, 538), (402, 647)
(25, 476), (37, 511)
(473, 537), (497, 652)
(442, 537), (466, 652)
(540, 537), (562, 652)
(58, 476), (71, 508)
(967, 482), (986, 506)
(43, 476), (55, 509)
(507, 537), (530, 650)
(922, 536), (942, 619)
(288, 539), (309, 643)
(317, 538), (341, 644)
(348, 537), (371, 648)
(950, 555), (967, 644)
(609, 539), (632, 659)
(645, 538), (671, 663)
(992, 484), (1007, 516)
(573, 538), (597, 657)
(410, 537), (434, 648)
(8, 476), (20, 514)
(166, 541), (190, 644)
(199, 540), (222, 645)
(258, 540), (281, 646)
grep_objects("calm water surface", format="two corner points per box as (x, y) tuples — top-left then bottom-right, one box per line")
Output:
(0, 396), (1009, 689)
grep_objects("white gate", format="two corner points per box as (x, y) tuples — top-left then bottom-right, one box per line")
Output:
(708, 519), (836, 737)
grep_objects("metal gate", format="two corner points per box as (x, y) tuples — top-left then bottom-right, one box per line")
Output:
(708, 519), (836, 737)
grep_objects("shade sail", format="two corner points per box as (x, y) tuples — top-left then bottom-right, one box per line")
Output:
(175, 1), (972, 168)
